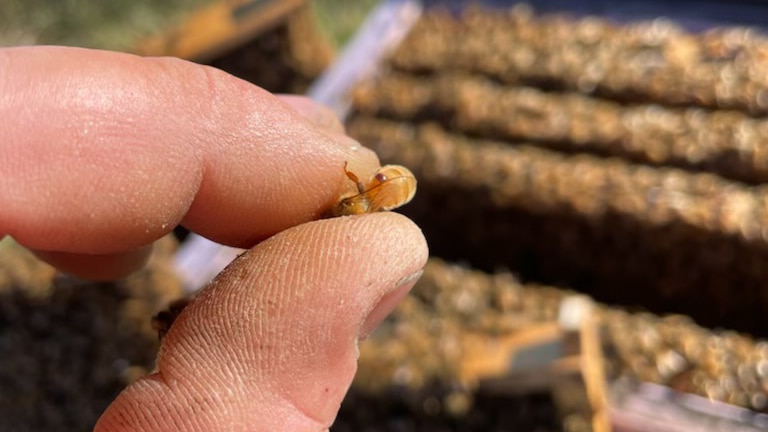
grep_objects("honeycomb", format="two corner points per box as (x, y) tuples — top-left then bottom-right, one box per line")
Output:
(341, 4), (768, 426)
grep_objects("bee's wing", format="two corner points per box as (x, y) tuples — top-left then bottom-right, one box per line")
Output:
(367, 175), (417, 212)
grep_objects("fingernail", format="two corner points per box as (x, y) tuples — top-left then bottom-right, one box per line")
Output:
(360, 269), (424, 339)
(327, 133), (381, 186)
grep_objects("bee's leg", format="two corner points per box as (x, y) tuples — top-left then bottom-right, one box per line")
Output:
(343, 161), (366, 194)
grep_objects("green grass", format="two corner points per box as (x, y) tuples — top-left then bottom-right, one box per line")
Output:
(0, 0), (216, 50)
(312, 0), (379, 48)
(0, 0), (376, 50)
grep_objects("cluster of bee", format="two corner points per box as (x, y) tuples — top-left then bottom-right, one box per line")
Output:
(355, 259), (566, 405)
(348, 117), (768, 244)
(391, 5), (768, 115)
(0, 237), (183, 430)
(348, 116), (768, 334)
(356, 259), (768, 414)
(602, 309), (768, 412)
(353, 72), (768, 184)
(346, 2), (768, 423)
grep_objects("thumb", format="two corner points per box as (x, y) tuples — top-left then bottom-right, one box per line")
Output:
(94, 213), (428, 432)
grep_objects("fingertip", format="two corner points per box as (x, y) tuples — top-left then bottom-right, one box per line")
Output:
(32, 246), (153, 281)
(97, 213), (427, 431)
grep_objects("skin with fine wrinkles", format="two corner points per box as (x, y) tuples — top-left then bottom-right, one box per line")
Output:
(97, 213), (428, 431)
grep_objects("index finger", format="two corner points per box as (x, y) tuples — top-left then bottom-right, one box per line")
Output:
(0, 46), (379, 254)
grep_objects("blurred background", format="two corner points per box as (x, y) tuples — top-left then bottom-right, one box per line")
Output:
(0, 0), (375, 49)
(5, 0), (768, 431)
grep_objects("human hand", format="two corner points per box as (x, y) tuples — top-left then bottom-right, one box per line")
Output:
(0, 46), (428, 431)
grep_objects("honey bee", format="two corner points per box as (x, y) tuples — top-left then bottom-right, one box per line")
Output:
(330, 163), (417, 216)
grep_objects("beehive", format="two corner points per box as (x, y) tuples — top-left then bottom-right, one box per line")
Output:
(347, 5), (768, 335)
(0, 237), (182, 432)
(336, 3), (768, 430)
(135, 0), (333, 93)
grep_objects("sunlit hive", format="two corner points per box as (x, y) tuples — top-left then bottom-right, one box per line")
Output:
(338, 4), (768, 430)
(346, 5), (768, 336)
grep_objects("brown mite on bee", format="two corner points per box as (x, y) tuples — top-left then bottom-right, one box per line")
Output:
(330, 162), (417, 217)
